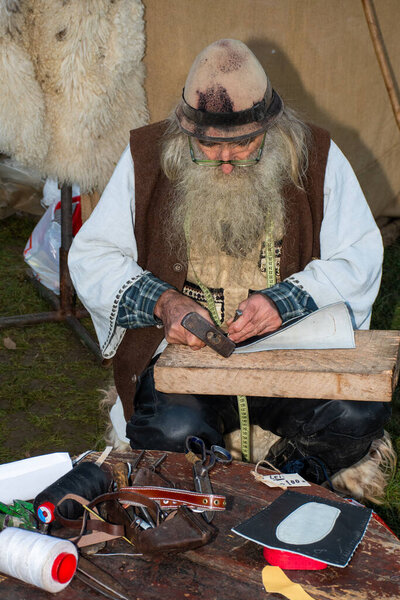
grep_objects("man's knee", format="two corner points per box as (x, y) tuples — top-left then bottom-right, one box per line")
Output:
(302, 400), (391, 439)
(127, 404), (224, 452)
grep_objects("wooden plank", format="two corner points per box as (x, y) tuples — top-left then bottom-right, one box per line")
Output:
(4, 450), (399, 600)
(154, 330), (400, 401)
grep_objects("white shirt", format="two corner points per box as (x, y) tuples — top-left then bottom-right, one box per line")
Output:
(68, 140), (383, 359)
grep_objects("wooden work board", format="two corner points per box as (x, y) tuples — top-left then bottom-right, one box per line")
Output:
(2, 450), (400, 600)
(154, 330), (400, 401)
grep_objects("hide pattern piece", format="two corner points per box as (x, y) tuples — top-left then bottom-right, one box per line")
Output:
(0, 0), (148, 192)
(232, 490), (372, 568)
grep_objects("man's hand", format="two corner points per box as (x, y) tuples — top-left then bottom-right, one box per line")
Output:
(226, 293), (282, 343)
(154, 289), (213, 350)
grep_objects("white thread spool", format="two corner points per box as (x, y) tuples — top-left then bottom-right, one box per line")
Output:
(0, 528), (78, 593)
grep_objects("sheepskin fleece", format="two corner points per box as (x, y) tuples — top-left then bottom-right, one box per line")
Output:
(0, 0), (148, 192)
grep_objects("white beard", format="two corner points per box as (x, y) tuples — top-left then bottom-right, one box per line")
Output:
(162, 129), (290, 260)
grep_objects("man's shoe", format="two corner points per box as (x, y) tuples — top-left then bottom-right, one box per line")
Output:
(266, 432), (397, 503)
(265, 438), (332, 486)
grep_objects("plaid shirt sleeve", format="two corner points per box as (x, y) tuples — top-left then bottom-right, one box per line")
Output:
(116, 272), (175, 329)
(258, 280), (318, 322)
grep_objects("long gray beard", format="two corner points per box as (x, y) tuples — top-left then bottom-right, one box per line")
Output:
(162, 131), (289, 260)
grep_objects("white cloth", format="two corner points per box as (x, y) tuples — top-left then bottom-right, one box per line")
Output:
(285, 141), (383, 329)
(68, 140), (383, 358)
(110, 396), (130, 444)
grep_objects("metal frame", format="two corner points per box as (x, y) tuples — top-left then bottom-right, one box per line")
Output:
(0, 185), (102, 361)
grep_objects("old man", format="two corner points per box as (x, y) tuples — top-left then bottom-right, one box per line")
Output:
(69, 39), (392, 500)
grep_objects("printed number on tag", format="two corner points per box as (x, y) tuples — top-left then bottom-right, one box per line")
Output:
(263, 473), (310, 487)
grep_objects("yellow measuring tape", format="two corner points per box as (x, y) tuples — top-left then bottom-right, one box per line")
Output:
(184, 216), (276, 462)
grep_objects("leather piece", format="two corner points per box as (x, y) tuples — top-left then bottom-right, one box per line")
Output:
(131, 505), (217, 554)
(55, 492), (127, 536)
(55, 489), (217, 554)
(131, 466), (174, 488)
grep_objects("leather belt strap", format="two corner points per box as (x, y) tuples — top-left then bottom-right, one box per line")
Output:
(54, 489), (220, 552)
(120, 486), (226, 511)
(56, 493), (125, 529)
(55, 492), (126, 548)
(55, 490), (161, 547)
(180, 88), (282, 126)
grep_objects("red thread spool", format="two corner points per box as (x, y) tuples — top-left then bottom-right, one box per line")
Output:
(51, 552), (77, 583)
(37, 501), (55, 524)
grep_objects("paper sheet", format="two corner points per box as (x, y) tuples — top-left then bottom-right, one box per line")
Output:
(0, 452), (72, 504)
(234, 301), (355, 353)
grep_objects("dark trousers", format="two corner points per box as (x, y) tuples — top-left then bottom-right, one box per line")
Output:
(126, 359), (391, 475)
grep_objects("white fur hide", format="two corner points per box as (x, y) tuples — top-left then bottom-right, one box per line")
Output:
(0, 0), (148, 192)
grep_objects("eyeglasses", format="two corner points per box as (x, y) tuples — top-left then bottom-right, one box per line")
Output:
(188, 133), (266, 167)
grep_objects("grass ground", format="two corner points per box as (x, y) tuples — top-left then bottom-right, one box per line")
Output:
(1, 212), (399, 535)
(0, 213), (113, 462)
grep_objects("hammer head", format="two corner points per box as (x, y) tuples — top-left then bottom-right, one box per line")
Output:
(181, 312), (235, 357)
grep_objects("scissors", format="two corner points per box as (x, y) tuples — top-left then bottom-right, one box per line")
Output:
(185, 435), (232, 522)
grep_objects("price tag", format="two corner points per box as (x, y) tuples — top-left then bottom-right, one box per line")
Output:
(261, 473), (310, 487)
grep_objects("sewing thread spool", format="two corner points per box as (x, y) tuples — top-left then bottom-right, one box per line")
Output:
(0, 528), (78, 593)
(34, 461), (111, 523)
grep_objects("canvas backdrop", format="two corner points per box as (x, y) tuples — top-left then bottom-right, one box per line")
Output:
(143, 0), (400, 217)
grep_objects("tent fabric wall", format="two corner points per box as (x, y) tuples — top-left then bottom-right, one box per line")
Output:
(142, 0), (400, 217)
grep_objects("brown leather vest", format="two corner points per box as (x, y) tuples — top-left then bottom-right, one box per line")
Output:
(114, 120), (331, 421)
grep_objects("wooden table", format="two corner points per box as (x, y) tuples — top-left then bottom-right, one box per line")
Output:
(2, 450), (400, 600)
(154, 330), (400, 401)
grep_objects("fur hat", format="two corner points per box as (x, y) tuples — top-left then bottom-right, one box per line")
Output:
(175, 39), (283, 142)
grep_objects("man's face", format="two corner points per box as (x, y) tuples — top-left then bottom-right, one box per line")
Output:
(161, 124), (287, 259)
(193, 133), (265, 175)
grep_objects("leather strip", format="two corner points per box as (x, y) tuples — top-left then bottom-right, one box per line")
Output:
(55, 491), (159, 532)
(181, 89), (282, 127)
(73, 531), (121, 548)
(55, 493), (126, 536)
(262, 566), (316, 600)
(55, 490), (218, 553)
(54, 492), (125, 548)
(120, 486), (226, 511)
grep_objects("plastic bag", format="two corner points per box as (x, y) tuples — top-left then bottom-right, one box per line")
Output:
(24, 188), (82, 294)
